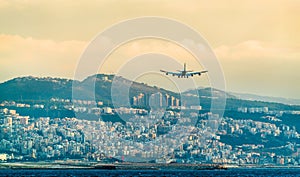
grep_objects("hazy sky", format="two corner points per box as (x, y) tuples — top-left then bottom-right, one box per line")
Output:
(0, 0), (299, 99)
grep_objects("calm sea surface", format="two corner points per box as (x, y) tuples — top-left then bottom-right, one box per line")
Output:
(0, 168), (300, 177)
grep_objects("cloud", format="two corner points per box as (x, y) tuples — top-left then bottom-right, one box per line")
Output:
(1, 34), (300, 99)
(213, 40), (300, 99)
(102, 39), (198, 73)
(0, 34), (86, 80)
(214, 40), (300, 60)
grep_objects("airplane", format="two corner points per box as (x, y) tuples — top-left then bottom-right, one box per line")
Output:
(160, 63), (207, 78)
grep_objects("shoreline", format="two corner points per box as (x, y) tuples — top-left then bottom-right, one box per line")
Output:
(1, 162), (300, 170)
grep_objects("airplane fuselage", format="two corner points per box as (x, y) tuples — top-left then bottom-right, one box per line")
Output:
(160, 63), (207, 78)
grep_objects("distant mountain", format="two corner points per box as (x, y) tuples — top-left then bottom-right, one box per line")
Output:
(183, 88), (300, 111)
(230, 91), (300, 105)
(0, 74), (300, 111)
(77, 74), (179, 106)
(0, 74), (179, 107)
(0, 76), (74, 101)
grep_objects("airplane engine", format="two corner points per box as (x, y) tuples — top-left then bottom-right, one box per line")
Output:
(160, 63), (207, 79)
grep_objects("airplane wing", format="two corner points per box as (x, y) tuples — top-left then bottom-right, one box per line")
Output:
(186, 70), (208, 77)
(160, 70), (181, 76)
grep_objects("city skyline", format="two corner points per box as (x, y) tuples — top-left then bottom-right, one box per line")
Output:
(1, 93), (300, 165)
(0, 0), (300, 99)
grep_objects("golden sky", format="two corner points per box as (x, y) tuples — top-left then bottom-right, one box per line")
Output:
(0, 0), (300, 98)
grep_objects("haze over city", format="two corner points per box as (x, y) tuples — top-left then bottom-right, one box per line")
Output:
(0, 0), (299, 99)
(2, 2), (300, 175)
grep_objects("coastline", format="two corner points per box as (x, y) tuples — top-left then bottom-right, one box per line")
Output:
(1, 162), (300, 170)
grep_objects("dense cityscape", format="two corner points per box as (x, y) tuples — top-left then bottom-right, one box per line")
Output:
(1, 96), (300, 167)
